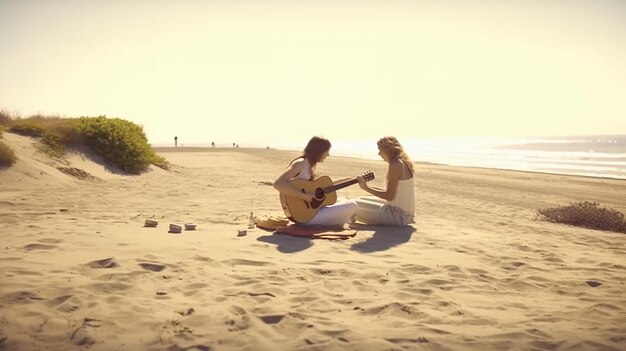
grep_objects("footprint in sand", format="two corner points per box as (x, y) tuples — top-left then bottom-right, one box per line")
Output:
(23, 243), (57, 250)
(87, 258), (119, 269)
(386, 337), (429, 345)
(225, 316), (250, 332)
(176, 308), (195, 316)
(193, 255), (216, 264)
(48, 295), (80, 312)
(48, 294), (73, 306)
(185, 283), (209, 290)
(362, 302), (413, 316)
(0, 291), (45, 304)
(586, 280), (602, 287)
(222, 259), (270, 267)
(58, 304), (80, 313)
(416, 288), (434, 295)
(37, 238), (63, 244)
(139, 263), (166, 272)
(70, 318), (101, 347)
(544, 256), (564, 263)
(312, 268), (332, 275)
(260, 315), (284, 324)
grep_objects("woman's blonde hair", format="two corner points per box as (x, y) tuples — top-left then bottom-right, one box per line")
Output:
(377, 136), (415, 175)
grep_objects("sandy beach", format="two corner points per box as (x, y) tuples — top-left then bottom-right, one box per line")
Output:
(1, 132), (625, 351)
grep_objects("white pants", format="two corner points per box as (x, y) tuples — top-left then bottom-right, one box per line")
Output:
(354, 196), (413, 226)
(305, 198), (358, 227)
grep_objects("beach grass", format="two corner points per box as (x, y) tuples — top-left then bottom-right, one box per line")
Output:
(0, 107), (17, 126)
(0, 109), (168, 173)
(0, 112), (17, 166)
(0, 139), (17, 166)
(538, 201), (626, 234)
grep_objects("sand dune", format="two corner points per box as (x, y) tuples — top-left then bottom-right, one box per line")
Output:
(1, 133), (625, 351)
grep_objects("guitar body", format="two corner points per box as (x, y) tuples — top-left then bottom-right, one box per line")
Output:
(280, 176), (338, 224)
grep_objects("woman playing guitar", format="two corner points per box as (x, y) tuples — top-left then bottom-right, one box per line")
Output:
(355, 136), (416, 226)
(273, 136), (358, 226)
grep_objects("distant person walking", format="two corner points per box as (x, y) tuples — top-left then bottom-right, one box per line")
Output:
(174, 136), (178, 147)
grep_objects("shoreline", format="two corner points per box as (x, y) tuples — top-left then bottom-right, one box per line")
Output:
(153, 146), (626, 182)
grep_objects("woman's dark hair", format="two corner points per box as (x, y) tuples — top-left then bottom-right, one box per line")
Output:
(291, 136), (331, 167)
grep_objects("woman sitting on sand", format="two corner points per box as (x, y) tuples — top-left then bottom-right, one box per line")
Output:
(273, 136), (357, 227)
(354, 136), (415, 226)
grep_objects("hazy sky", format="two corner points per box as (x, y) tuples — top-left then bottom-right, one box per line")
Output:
(1, 0), (625, 146)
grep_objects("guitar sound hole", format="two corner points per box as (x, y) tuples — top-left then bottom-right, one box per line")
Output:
(315, 188), (324, 199)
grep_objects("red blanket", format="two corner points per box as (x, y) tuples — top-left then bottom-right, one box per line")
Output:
(275, 224), (357, 240)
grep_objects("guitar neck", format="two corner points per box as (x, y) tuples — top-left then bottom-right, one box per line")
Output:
(323, 178), (358, 193)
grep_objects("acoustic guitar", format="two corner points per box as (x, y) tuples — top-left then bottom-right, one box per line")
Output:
(280, 171), (375, 223)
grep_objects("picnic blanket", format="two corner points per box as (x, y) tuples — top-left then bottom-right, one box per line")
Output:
(274, 224), (357, 240)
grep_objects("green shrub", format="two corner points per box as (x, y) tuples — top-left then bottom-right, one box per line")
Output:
(537, 201), (626, 233)
(8, 121), (46, 137)
(48, 118), (82, 145)
(79, 116), (165, 174)
(1, 113), (167, 173)
(38, 132), (66, 158)
(0, 140), (17, 166)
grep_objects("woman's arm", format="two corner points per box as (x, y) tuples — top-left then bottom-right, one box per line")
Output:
(273, 159), (315, 201)
(357, 161), (401, 201)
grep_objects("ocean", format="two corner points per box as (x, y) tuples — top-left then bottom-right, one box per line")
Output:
(273, 135), (626, 180)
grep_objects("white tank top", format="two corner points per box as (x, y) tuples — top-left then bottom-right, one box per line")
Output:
(296, 158), (312, 180)
(387, 160), (415, 217)
(298, 157), (414, 218)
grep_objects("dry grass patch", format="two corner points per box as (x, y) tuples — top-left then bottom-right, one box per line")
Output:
(0, 107), (18, 126)
(537, 201), (626, 234)
(0, 140), (17, 166)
